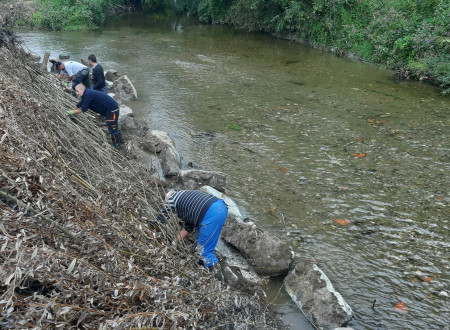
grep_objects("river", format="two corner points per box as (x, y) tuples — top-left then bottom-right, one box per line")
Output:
(18, 14), (449, 330)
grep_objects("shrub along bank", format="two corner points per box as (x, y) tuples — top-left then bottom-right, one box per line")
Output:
(3, 0), (449, 93)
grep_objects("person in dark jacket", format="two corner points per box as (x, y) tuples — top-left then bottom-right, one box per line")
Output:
(87, 54), (107, 93)
(67, 84), (122, 149)
(157, 190), (228, 270)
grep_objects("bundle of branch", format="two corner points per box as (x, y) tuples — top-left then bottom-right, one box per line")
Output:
(0, 29), (279, 329)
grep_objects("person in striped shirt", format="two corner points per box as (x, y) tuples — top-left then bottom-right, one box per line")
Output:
(157, 190), (228, 269)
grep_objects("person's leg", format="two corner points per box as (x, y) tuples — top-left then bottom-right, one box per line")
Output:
(197, 200), (228, 267)
(105, 109), (121, 148)
(71, 73), (81, 91)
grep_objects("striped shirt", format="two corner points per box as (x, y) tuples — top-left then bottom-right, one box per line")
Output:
(158, 190), (219, 233)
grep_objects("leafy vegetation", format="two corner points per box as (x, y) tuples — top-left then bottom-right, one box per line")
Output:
(199, 0), (449, 93)
(33, 0), (123, 30)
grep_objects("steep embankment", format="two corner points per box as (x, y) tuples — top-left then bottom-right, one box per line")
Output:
(0, 29), (279, 329)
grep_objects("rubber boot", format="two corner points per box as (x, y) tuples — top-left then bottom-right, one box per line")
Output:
(117, 131), (124, 143)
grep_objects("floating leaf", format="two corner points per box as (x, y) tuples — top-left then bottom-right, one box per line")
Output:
(280, 167), (289, 173)
(270, 207), (276, 212)
(351, 153), (366, 158)
(424, 277), (432, 282)
(375, 120), (387, 124)
(394, 301), (407, 312)
(334, 219), (350, 225)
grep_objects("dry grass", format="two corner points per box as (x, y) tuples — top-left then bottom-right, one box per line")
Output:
(0, 28), (278, 329)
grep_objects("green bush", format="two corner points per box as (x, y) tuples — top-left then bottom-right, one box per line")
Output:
(425, 55), (450, 94)
(198, 0), (231, 23)
(33, 0), (122, 30)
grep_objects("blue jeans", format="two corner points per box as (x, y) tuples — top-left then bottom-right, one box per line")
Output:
(197, 199), (228, 267)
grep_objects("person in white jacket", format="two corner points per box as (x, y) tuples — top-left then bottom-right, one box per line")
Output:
(55, 60), (90, 90)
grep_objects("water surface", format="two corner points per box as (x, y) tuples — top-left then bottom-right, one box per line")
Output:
(19, 14), (449, 329)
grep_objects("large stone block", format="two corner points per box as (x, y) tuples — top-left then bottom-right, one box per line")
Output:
(221, 216), (294, 276)
(284, 260), (353, 330)
(177, 169), (226, 192)
(105, 69), (119, 81)
(114, 75), (137, 102)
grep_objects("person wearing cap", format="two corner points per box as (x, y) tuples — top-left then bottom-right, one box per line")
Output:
(157, 190), (228, 273)
(87, 54), (107, 94)
(55, 60), (90, 90)
(67, 83), (122, 149)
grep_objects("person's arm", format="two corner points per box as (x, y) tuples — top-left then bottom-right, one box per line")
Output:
(176, 228), (190, 241)
(156, 202), (175, 223)
(66, 108), (81, 116)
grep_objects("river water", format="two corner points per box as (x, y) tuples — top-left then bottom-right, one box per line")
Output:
(18, 14), (449, 329)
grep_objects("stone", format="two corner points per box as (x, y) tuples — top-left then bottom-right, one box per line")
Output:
(159, 145), (181, 177)
(222, 266), (239, 284)
(24, 49), (40, 62)
(105, 69), (119, 81)
(145, 130), (181, 177)
(221, 216), (294, 276)
(114, 75), (137, 102)
(80, 58), (89, 66)
(284, 260), (353, 330)
(106, 80), (114, 90)
(200, 186), (242, 219)
(177, 169), (226, 192)
(118, 104), (133, 124)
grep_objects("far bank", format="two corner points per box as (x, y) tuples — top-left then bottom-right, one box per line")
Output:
(1, 0), (449, 94)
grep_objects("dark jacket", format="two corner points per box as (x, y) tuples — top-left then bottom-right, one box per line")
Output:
(157, 190), (219, 233)
(91, 63), (106, 91)
(76, 88), (118, 116)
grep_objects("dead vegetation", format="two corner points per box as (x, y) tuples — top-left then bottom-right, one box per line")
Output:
(0, 28), (280, 329)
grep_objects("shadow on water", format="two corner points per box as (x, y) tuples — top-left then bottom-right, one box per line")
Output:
(18, 13), (449, 330)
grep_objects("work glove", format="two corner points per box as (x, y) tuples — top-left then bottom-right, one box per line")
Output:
(64, 82), (69, 87)
(66, 110), (75, 116)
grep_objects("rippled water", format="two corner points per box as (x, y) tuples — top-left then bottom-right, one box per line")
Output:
(18, 14), (449, 329)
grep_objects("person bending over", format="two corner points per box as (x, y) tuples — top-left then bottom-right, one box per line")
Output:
(55, 61), (90, 90)
(68, 84), (122, 149)
(157, 190), (228, 273)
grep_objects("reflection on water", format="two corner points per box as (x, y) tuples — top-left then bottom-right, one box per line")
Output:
(18, 14), (449, 329)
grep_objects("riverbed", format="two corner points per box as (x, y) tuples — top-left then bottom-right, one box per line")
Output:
(18, 14), (449, 329)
